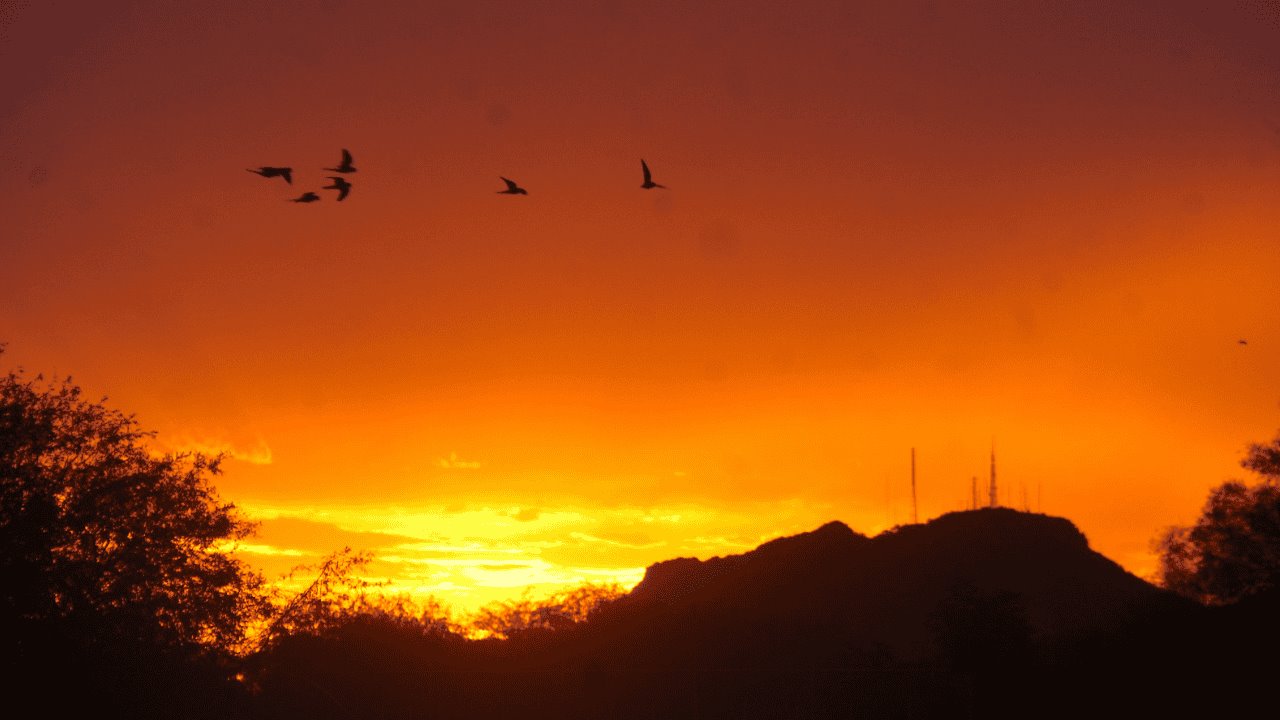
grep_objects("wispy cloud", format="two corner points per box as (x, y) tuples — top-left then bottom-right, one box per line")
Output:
(568, 531), (667, 550)
(222, 542), (309, 558)
(507, 506), (540, 522)
(158, 436), (273, 465)
(437, 451), (481, 470)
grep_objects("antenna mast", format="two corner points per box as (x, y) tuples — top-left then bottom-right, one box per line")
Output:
(988, 441), (997, 508)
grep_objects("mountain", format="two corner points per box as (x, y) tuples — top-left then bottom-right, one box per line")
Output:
(604, 508), (1178, 664)
(252, 509), (1261, 720)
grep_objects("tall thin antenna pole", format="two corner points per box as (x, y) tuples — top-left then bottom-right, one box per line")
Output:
(910, 447), (918, 524)
(988, 441), (997, 508)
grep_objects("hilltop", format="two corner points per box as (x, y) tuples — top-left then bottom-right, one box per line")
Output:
(613, 508), (1169, 659)
(546, 507), (1180, 684)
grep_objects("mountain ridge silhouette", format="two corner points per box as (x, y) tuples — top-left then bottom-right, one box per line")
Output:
(246, 507), (1273, 719)
(615, 508), (1173, 659)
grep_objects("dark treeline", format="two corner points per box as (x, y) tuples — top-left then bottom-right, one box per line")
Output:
(4, 354), (1280, 719)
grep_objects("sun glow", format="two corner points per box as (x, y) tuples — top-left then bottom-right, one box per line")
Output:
(233, 499), (857, 612)
(5, 0), (1279, 644)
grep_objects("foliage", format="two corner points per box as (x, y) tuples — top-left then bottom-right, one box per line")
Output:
(258, 549), (449, 640)
(468, 582), (626, 639)
(1157, 433), (1280, 605)
(0, 354), (268, 657)
(1242, 434), (1280, 480)
(253, 547), (466, 655)
(257, 547), (378, 645)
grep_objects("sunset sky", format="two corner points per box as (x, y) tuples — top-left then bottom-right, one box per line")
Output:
(3, 0), (1280, 611)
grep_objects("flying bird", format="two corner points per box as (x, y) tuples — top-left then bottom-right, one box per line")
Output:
(497, 177), (527, 195)
(324, 149), (357, 174)
(289, 191), (320, 203)
(1239, 339), (1248, 346)
(323, 176), (351, 201)
(247, 166), (293, 184)
(640, 159), (666, 189)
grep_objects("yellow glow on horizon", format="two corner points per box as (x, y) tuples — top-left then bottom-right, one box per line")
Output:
(226, 543), (309, 558)
(232, 498), (873, 613)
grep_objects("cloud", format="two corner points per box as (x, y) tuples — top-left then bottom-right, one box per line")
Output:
(221, 542), (308, 558)
(246, 516), (421, 555)
(437, 451), (481, 470)
(568, 531), (666, 550)
(507, 506), (541, 522)
(158, 436), (273, 465)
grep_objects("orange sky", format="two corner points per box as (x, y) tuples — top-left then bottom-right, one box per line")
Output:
(3, 0), (1280, 611)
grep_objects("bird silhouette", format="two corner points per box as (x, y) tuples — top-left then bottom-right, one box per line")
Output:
(497, 177), (527, 195)
(1239, 339), (1249, 346)
(324, 149), (357, 174)
(289, 192), (320, 203)
(323, 176), (351, 201)
(640, 159), (666, 189)
(248, 166), (293, 184)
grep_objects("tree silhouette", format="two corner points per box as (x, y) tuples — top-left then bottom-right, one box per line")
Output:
(1157, 433), (1280, 605)
(0, 353), (267, 667)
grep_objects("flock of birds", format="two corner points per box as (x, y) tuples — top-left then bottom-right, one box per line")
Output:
(248, 149), (357, 203)
(247, 150), (667, 202)
(245, 150), (1254, 348)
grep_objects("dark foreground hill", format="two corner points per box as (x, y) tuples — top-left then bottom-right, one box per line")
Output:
(249, 509), (1277, 720)
(617, 508), (1168, 662)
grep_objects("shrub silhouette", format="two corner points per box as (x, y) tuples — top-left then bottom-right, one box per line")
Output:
(256, 547), (386, 648)
(468, 582), (625, 639)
